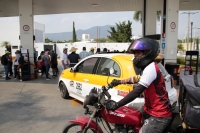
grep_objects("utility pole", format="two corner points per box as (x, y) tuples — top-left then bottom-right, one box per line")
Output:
(181, 12), (198, 51)
(191, 21), (193, 50)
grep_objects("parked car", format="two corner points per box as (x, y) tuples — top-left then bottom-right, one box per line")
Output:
(58, 53), (178, 106)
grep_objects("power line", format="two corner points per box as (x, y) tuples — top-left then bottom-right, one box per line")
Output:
(181, 12), (198, 50)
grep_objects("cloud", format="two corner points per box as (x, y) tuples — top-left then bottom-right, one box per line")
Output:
(61, 17), (71, 24)
(0, 17), (19, 23)
(120, 17), (128, 21)
(94, 13), (103, 19)
(77, 15), (91, 21)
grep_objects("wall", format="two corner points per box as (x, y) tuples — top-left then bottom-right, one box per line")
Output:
(34, 22), (45, 43)
(0, 21), (45, 56)
(0, 22), (20, 56)
(34, 42), (131, 58)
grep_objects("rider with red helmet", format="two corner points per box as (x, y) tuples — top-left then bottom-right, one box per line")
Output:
(109, 38), (172, 133)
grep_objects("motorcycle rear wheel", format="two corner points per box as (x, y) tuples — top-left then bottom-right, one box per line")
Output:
(63, 123), (97, 133)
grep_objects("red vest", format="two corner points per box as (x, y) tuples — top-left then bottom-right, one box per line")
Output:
(143, 63), (172, 117)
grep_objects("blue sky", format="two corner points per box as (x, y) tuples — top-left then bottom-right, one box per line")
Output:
(0, 11), (200, 39)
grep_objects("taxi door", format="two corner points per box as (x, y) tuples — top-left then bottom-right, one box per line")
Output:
(69, 57), (99, 100)
(91, 57), (135, 102)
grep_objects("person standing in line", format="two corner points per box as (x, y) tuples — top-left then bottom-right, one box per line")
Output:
(79, 47), (89, 60)
(39, 51), (46, 77)
(67, 47), (80, 67)
(96, 48), (101, 54)
(103, 48), (108, 53)
(88, 47), (94, 55)
(13, 50), (21, 79)
(43, 49), (51, 80)
(2, 51), (11, 80)
(50, 50), (58, 77)
(9, 52), (13, 76)
(61, 48), (68, 70)
(34, 48), (37, 67)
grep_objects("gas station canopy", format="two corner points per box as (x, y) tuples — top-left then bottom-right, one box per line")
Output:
(0, 0), (199, 17)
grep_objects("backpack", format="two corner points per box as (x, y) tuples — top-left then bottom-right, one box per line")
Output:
(1, 54), (8, 65)
(37, 59), (44, 69)
(18, 56), (24, 65)
(179, 75), (200, 129)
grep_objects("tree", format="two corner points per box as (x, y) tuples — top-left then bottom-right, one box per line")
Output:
(72, 21), (77, 42)
(1, 41), (11, 52)
(45, 38), (53, 43)
(133, 11), (161, 23)
(107, 21), (132, 42)
(133, 11), (142, 23)
(196, 37), (199, 50)
(178, 39), (182, 43)
(177, 43), (184, 51)
(93, 38), (109, 43)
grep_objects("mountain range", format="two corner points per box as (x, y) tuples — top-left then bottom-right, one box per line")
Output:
(45, 25), (116, 41)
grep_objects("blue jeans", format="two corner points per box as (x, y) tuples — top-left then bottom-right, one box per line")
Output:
(128, 103), (172, 133)
(14, 65), (19, 78)
(45, 64), (50, 78)
(4, 65), (10, 78)
(139, 115), (172, 133)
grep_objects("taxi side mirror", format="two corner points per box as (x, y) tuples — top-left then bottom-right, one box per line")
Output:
(70, 67), (74, 72)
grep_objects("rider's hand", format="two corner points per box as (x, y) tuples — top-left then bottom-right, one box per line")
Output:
(110, 79), (120, 87)
(106, 100), (118, 111)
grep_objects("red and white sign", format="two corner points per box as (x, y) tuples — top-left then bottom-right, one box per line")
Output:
(162, 33), (165, 38)
(23, 25), (30, 31)
(170, 22), (176, 30)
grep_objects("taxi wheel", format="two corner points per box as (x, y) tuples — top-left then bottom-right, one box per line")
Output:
(59, 81), (70, 99)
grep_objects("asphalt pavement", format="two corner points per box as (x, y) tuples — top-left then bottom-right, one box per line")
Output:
(0, 61), (198, 133)
(0, 63), (83, 133)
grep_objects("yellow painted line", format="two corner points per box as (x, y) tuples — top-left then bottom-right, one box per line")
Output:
(70, 99), (82, 106)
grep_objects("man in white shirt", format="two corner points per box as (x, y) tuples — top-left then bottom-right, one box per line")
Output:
(61, 48), (68, 70)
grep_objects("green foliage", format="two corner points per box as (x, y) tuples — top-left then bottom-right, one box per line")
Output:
(72, 21), (77, 42)
(195, 37), (199, 50)
(133, 11), (142, 23)
(177, 44), (184, 51)
(45, 38), (54, 43)
(177, 39), (182, 43)
(57, 40), (64, 43)
(107, 21), (132, 42)
(177, 57), (200, 69)
(93, 38), (109, 43)
(177, 57), (185, 65)
(66, 40), (74, 43)
(133, 11), (161, 23)
(1, 41), (11, 48)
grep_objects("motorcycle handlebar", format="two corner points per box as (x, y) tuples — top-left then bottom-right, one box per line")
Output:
(102, 84), (113, 100)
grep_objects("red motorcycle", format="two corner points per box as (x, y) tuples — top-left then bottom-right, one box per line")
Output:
(63, 83), (180, 133)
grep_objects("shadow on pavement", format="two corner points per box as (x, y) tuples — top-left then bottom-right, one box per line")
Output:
(0, 89), (84, 133)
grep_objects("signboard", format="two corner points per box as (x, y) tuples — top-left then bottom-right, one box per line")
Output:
(170, 22), (176, 30)
(162, 38), (165, 43)
(162, 33), (165, 38)
(162, 43), (165, 49)
(163, 15), (166, 20)
(23, 25), (30, 31)
(21, 48), (28, 54)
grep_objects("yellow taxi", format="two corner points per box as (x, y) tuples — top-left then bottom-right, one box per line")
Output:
(58, 53), (178, 105)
